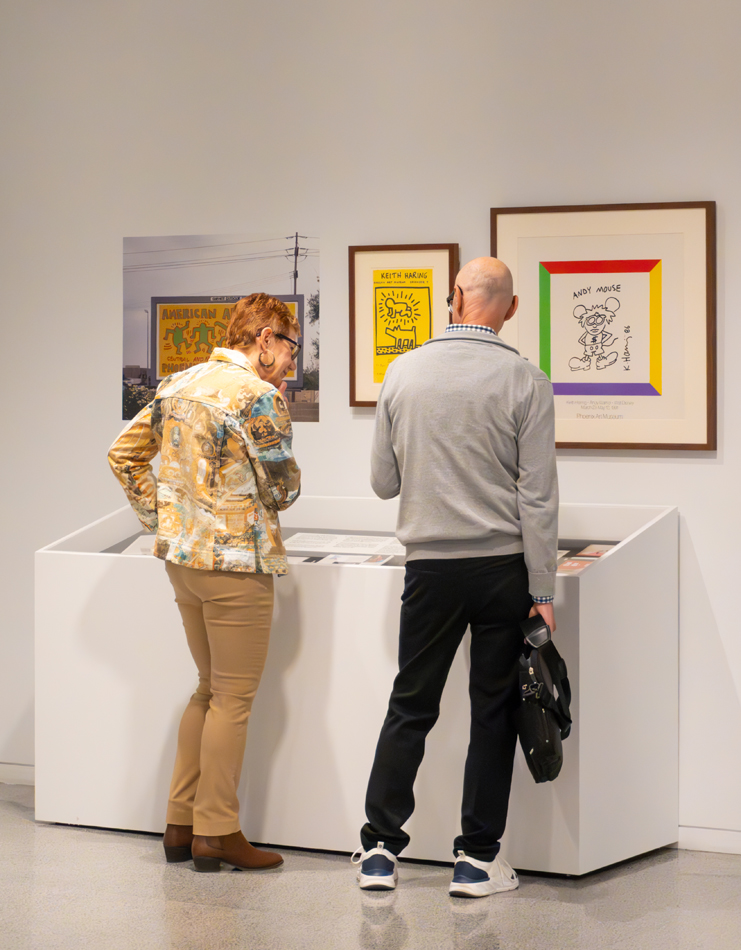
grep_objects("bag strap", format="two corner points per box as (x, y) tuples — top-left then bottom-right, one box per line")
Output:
(541, 641), (572, 737)
(526, 640), (573, 739)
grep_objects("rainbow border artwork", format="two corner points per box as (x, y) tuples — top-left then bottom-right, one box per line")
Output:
(539, 259), (662, 396)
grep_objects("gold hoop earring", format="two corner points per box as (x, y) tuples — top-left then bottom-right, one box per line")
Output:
(259, 351), (276, 368)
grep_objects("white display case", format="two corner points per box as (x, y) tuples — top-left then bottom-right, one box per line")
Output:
(35, 498), (678, 875)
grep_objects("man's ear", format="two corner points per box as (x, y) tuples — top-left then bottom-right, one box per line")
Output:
(452, 284), (464, 320)
(504, 295), (519, 322)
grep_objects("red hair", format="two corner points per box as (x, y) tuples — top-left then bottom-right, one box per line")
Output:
(226, 293), (298, 348)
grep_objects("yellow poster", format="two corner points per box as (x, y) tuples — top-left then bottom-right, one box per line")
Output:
(373, 269), (433, 382)
(157, 300), (298, 379)
(157, 303), (234, 377)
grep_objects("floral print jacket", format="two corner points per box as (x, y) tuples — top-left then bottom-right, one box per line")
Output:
(109, 348), (300, 574)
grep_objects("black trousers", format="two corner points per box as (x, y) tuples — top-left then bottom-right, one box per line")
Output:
(361, 554), (531, 861)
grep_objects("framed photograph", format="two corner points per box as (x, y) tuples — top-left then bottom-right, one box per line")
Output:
(349, 243), (459, 406)
(491, 202), (716, 450)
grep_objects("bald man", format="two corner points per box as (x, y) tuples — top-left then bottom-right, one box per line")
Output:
(352, 258), (558, 898)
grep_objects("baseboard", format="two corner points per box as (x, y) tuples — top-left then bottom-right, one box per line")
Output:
(678, 826), (741, 855)
(0, 763), (35, 786)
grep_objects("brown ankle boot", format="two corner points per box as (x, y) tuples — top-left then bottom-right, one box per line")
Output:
(163, 824), (194, 863)
(192, 830), (283, 872)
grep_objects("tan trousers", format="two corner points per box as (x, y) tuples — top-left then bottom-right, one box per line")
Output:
(164, 561), (274, 836)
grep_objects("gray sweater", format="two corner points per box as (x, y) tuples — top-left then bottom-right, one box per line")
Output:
(371, 328), (559, 598)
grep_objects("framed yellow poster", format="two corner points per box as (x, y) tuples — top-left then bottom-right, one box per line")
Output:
(349, 244), (459, 406)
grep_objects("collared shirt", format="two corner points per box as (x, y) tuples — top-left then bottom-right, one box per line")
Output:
(445, 323), (498, 336)
(109, 348), (300, 574)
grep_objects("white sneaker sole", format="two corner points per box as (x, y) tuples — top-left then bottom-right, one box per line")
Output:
(358, 871), (398, 890)
(449, 878), (519, 898)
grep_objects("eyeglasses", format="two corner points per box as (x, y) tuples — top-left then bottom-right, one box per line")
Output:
(256, 328), (302, 360)
(447, 286), (462, 314)
(275, 332), (302, 360)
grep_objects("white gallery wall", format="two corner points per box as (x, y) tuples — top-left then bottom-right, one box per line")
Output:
(2, 1), (740, 851)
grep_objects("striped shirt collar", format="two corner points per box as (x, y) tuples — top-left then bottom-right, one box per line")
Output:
(445, 323), (498, 337)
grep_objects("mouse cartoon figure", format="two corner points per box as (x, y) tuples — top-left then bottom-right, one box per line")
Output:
(569, 297), (620, 371)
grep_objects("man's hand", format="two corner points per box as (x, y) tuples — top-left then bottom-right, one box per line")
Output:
(278, 381), (288, 396)
(529, 601), (556, 633)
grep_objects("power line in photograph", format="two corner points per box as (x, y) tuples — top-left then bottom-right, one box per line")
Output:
(123, 236), (294, 256)
(124, 251), (295, 272)
(201, 272), (297, 293)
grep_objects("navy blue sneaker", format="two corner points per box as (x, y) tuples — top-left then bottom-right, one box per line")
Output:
(449, 852), (519, 898)
(351, 842), (399, 890)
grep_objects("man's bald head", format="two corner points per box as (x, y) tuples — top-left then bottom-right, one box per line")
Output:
(452, 257), (518, 332)
(458, 257), (513, 303)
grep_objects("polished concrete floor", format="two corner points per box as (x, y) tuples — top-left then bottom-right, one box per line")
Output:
(2, 783), (740, 950)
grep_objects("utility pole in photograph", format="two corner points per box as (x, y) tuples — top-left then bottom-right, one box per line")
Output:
(287, 232), (308, 293)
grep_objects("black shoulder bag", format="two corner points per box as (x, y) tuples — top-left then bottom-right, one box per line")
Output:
(514, 616), (572, 783)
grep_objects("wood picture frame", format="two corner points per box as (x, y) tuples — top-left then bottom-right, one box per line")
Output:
(349, 243), (459, 406)
(491, 202), (716, 451)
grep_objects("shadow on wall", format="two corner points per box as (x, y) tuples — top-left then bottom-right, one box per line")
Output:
(0, 701), (34, 769)
(239, 568), (346, 843)
(79, 560), (194, 832)
(238, 569), (304, 836)
(238, 565), (406, 852)
(678, 516), (741, 834)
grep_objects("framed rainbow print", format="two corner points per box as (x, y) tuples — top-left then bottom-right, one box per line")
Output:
(491, 202), (716, 450)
